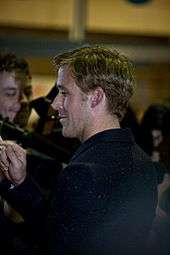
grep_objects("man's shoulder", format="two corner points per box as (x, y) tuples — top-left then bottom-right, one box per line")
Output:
(63, 162), (101, 177)
(71, 128), (135, 161)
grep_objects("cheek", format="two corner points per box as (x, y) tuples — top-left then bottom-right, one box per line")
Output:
(63, 98), (71, 110)
(0, 98), (8, 107)
(0, 102), (7, 115)
(5, 98), (15, 106)
(0, 102), (4, 113)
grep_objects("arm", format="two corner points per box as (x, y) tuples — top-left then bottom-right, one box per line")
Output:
(0, 138), (47, 228)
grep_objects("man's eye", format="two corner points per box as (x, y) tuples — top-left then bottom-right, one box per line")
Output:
(60, 91), (68, 96)
(5, 92), (16, 97)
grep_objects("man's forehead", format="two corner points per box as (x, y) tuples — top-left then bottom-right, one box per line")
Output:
(58, 65), (72, 77)
(0, 71), (19, 88)
(0, 70), (15, 79)
(57, 67), (74, 88)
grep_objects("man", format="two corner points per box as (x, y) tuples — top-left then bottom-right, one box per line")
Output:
(0, 53), (61, 189)
(0, 52), (35, 254)
(0, 52), (32, 127)
(0, 46), (157, 255)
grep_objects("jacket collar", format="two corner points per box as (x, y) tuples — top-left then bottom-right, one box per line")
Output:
(71, 128), (135, 162)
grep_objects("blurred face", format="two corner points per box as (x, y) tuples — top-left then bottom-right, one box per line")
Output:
(0, 71), (22, 122)
(20, 73), (32, 101)
(51, 66), (91, 142)
(14, 73), (32, 128)
(152, 129), (163, 148)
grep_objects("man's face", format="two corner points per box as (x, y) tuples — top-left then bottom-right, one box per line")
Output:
(14, 73), (32, 128)
(151, 129), (163, 148)
(19, 73), (32, 101)
(0, 71), (22, 122)
(51, 66), (91, 142)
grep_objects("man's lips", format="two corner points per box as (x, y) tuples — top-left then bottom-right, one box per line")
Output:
(58, 115), (67, 119)
(58, 115), (67, 123)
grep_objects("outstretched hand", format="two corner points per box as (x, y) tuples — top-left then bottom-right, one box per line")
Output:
(0, 137), (26, 185)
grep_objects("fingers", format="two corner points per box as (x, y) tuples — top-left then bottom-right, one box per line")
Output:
(0, 156), (10, 181)
(6, 143), (26, 165)
(5, 143), (26, 185)
(0, 138), (20, 181)
(11, 143), (26, 160)
(0, 143), (11, 180)
(0, 139), (9, 172)
(0, 140), (26, 163)
(0, 139), (26, 184)
(0, 135), (5, 153)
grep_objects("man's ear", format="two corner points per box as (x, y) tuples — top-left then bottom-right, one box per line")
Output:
(90, 87), (104, 108)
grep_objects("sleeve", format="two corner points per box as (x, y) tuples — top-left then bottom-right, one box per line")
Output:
(0, 175), (47, 230)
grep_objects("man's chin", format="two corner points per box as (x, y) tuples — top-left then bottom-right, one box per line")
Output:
(62, 128), (75, 139)
(5, 114), (16, 122)
(62, 128), (69, 137)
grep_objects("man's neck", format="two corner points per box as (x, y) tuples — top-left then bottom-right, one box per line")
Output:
(82, 113), (120, 142)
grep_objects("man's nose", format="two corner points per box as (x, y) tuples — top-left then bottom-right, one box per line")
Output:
(51, 95), (62, 111)
(13, 101), (22, 113)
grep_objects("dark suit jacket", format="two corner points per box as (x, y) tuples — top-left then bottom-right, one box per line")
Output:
(0, 128), (157, 255)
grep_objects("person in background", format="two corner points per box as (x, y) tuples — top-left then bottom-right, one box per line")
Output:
(0, 52), (62, 191)
(139, 104), (170, 255)
(139, 104), (169, 162)
(139, 104), (170, 184)
(0, 45), (157, 255)
(0, 52), (34, 254)
(148, 132), (170, 255)
(0, 52), (32, 128)
(0, 52), (61, 254)
(14, 57), (33, 128)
